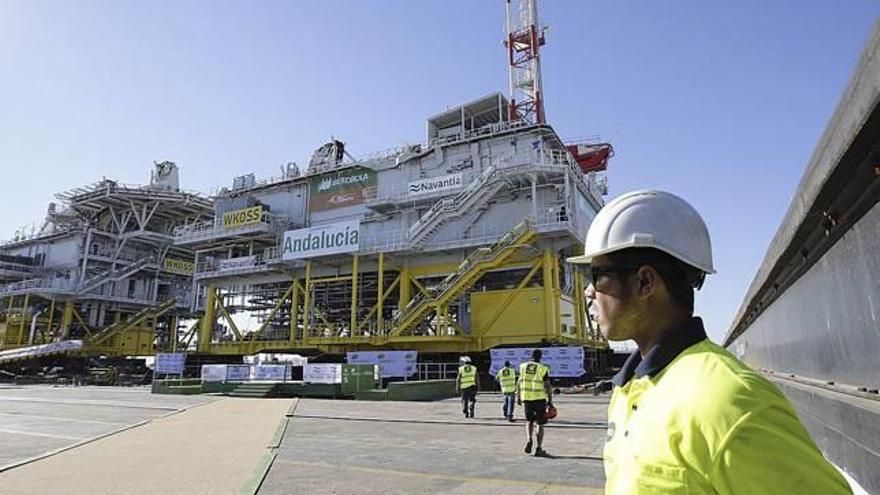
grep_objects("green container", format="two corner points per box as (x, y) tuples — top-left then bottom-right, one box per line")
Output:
(341, 364), (379, 395)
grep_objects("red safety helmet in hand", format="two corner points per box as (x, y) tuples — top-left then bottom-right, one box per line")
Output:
(545, 404), (558, 420)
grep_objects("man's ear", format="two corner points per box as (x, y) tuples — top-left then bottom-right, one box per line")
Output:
(634, 265), (659, 298)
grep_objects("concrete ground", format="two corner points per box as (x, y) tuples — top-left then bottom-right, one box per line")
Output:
(0, 386), (610, 494)
(259, 393), (610, 494)
(0, 384), (213, 470)
(0, 385), (292, 494)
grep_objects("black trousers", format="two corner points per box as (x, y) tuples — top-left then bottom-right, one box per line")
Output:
(461, 386), (476, 416)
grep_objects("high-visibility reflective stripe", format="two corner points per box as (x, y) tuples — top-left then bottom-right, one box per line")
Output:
(459, 365), (476, 389)
(518, 362), (548, 401)
(497, 367), (516, 394)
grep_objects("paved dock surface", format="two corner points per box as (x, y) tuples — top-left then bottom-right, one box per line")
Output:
(260, 393), (609, 494)
(0, 386), (609, 494)
(0, 385), (213, 470)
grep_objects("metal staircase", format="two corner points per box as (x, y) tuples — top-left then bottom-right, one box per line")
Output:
(88, 298), (176, 346)
(79, 256), (154, 293)
(390, 219), (535, 336)
(408, 165), (507, 248)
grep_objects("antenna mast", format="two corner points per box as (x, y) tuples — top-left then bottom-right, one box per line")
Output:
(505, 0), (546, 125)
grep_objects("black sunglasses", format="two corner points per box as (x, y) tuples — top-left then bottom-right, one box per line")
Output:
(586, 264), (642, 286)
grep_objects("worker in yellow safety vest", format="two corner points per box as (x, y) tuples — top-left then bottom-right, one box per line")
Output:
(456, 356), (478, 418)
(517, 349), (553, 457)
(567, 190), (851, 494)
(495, 360), (517, 422)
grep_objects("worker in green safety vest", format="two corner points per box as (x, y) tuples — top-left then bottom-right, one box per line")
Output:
(567, 190), (851, 494)
(495, 360), (517, 422)
(517, 349), (553, 457)
(456, 356), (478, 418)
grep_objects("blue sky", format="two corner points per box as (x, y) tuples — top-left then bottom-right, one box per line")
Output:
(1, 1), (877, 343)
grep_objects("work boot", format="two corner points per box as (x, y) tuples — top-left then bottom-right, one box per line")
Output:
(534, 447), (549, 457)
(524, 439), (533, 454)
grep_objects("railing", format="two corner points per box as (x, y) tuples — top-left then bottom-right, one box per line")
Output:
(408, 362), (460, 381)
(173, 214), (290, 243)
(0, 277), (79, 295)
(428, 119), (531, 147)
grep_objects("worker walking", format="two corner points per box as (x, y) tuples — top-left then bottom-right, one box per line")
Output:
(456, 356), (478, 418)
(495, 360), (517, 422)
(517, 349), (553, 457)
(567, 190), (851, 494)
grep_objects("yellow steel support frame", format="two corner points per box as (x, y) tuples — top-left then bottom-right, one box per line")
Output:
(46, 299), (55, 344)
(303, 261), (312, 338)
(60, 301), (74, 341)
(350, 254), (358, 336)
(289, 278), (300, 345)
(215, 291), (243, 340)
(18, 293), (29, 345)
(542, 249), (558, 338)
(198, 287), (217, 352)
(72, 307), (93, 337)
(248, 282), (295, 341)
(572, 266), (585, 340)
(377, 253), (384, 335)
(357, 275), (400, 335)
(481, 258), (543, 334)
(399, 267), (411, 308)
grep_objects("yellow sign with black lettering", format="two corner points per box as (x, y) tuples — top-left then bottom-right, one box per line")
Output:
(222, 206), (263, 229)
(164, 258), (194, 274)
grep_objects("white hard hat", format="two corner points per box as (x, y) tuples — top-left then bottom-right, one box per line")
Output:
(460, 356), (471, 364)
(567, 189), (715, 274)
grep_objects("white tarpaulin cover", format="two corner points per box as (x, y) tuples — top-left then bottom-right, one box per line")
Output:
(489, 347), (586, 378)
(304, 363), (342, 384)
(0, 340), (83, 364)
(201, 364), (228, 382)
(346, 350), (417, 378)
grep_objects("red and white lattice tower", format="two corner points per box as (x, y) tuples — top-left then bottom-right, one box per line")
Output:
(505, 0), (547, 125)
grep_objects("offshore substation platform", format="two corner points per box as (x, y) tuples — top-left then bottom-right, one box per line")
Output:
(0, 0), (614, 365)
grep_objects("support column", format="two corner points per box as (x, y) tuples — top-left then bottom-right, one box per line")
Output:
(377, 253), (384, 335)
(304, 261), (312, 338)
(47, 299), (55, 342)
(542, 250), (554, 338)
(350, 255), (359, 336)
(60, 301), (74, 341)
(290, 278), (299, 345)
(18, 293), (29, 346)
(171, 315), (179, 352)
(399, 267), (411, 308)
(198, 287), (217, 352)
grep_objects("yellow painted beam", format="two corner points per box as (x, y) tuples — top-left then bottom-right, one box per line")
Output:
(377, 252), (384, 335)
(350, 254), (358, 337)
(356, 275), (400, 334)
(215, 292), (243, 341)
(480, 258), (543, 334)
(198, 287), (217, 352)
(303, 261), (312, 338)
(290, 278), (300, 345)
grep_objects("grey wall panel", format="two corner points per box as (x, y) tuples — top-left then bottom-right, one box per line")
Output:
(735, 199), (880, 389)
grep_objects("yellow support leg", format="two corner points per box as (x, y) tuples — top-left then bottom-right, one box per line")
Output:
(350, 254), (359, 336)
(19, 294), (30, 346)
(399, 267), (411, 308)
(290, 278), (299, 345)
(542, 250), (554, 338)
(377, 253), (384, 336)
(198, 287), (217, 352)
(60, 301), (74, 341)
(304, 261), (312, 339)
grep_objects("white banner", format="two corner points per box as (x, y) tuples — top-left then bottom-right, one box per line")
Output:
(155, 353), (186, 374)
(282, 220), (360, 260)
(408, 173), (463, 197)
(219, 256), (256, 272)
(226, 365), (251, 381)
(253, 364), (287, 381)
(201, 364), (228, 382)
(304, 363), (343, 384)
(489, 346), (585, 378)
(346, 350), (417, 378)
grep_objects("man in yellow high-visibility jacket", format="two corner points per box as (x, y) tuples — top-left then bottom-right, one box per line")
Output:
(517, 349), (553, 457)
(567, 190), (851, 494)
(495, 360), (517, 422)
(456, 356), (478, 418)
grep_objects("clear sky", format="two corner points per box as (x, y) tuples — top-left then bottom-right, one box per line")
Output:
(1, 1), (877, 343)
